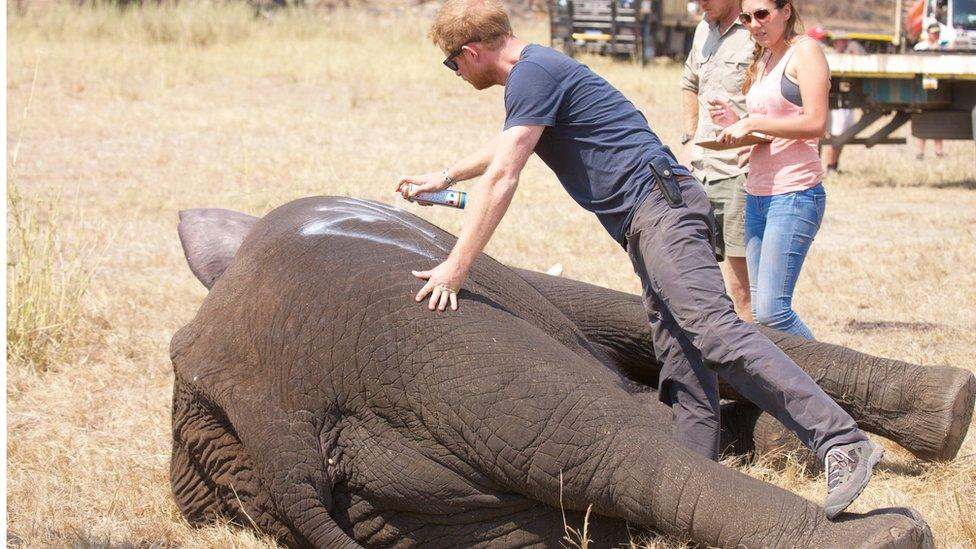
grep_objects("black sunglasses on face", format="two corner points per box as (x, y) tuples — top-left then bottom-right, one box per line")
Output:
(738, 7), (774, 25)
(443, 40), (478, 71)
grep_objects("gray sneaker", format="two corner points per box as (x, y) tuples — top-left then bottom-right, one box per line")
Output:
(823, 439), (885, 519)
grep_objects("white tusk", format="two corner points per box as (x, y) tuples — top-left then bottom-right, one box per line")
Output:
(546, 263), (564, 277)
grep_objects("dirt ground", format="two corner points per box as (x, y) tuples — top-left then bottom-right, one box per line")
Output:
(6, 3), (976, 547)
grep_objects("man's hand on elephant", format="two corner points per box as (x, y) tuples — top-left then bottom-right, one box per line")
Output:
(396, 173), (449, 206)
(412, 260), (466, 312)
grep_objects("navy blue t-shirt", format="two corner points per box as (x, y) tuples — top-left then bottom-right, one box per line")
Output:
(504, 44), (690, 246)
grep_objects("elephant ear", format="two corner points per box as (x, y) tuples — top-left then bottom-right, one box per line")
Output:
(178, 208), (259, 289)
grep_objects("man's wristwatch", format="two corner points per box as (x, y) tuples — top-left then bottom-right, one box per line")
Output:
(442, 168), (457, 188)
(680, 133), (693, 145)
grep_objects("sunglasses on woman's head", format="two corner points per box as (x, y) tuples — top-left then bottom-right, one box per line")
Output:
(738, 7), (774, 24)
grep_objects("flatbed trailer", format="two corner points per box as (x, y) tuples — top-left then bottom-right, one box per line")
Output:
(825, 52), (976, 147)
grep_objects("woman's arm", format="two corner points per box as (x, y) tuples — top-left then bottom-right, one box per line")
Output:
(717, 40), (829, 145)
(748, 39), (829, 139)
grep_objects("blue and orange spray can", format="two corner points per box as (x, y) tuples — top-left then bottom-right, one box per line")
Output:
(402, 184), (467, 209)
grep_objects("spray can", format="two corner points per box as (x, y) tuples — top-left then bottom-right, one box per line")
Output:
(403, 184), (467, 209)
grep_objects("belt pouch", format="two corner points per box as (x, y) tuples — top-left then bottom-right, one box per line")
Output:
(649, 156), (684, 208)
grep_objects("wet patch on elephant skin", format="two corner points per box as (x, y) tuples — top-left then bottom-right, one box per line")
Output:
(298, 214), (436, 260)
(844, 319), (944, 332)
(299, 197), (451, 261)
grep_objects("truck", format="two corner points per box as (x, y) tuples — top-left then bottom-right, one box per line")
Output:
(548, 0), (700, 63)
(905, 0), (976, 50)
(548, 0), (976, 61)
(825, 53), (976, 148)
(547, 0), (976, 147)
(817, 2), (976, 148)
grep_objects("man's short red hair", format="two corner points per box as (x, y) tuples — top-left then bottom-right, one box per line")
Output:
(429, 0), (513, 54)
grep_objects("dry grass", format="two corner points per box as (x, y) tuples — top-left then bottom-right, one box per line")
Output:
(6, 1), (976, 547)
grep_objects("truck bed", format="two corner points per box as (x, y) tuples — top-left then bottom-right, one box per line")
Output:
(826, 52), (976, 78)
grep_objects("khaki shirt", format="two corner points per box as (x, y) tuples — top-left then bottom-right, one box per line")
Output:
(681, 19), (755, 182)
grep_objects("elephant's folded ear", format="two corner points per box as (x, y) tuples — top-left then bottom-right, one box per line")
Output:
(178, 208), (259, 289)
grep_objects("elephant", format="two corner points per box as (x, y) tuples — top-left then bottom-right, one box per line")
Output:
(510, 268), (976, 466)
(170, 196), (956, 548)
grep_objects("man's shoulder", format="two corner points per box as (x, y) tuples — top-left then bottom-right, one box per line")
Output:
(694, 18), (710, 35)
(725, 22), (755, 48)
(696, 20), (753, 57)
(521, 44), (568, 64)
(691, 18), (710, 48)
(512, 45), (583, 83)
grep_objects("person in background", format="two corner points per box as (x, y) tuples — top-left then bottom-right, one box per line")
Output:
(680, 0), (754, 321)
(913, 22), (946, 159)
(822, 35), (866, 173)
(709, 0), (828, 341)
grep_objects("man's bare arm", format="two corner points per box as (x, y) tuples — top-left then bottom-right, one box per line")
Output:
(412, 125), (544, 311)
(396, 134), (501, 197)
(449, 133), (501, 183)
(682, 88), (699, 138)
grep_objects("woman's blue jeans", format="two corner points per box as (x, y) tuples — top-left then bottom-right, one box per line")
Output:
(745, 184), (826, 339)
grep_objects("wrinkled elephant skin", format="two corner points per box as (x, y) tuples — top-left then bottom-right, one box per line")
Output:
(171, 197), (938, 548)
(511, 269), (976, 463)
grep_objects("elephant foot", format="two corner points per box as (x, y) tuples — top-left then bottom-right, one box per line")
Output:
(836, 507), (934, 549)
(943, 371), (976, 460)
(893, 366), (976, 462)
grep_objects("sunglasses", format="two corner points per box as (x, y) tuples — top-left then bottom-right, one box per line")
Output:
(738, 7), (775, 25)
(443, 40), (479, 71)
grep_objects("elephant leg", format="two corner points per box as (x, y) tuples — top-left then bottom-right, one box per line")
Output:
(170, 376), (302, 545)
(719, 399), (820, 472)
(515, 268), (976, 462)
(631, 390), (820, 470)
(170, 374), (359, 549)
(403, 316), (931, 548)
(760, 327), (976, 462)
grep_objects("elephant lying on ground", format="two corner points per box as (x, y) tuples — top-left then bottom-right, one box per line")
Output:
(511, 269), (976, 464)
(172, 196), (953, 548)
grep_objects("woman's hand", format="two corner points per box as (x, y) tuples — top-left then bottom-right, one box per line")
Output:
(707, 98), (740, 128)
(736, 146), (752, 168)
(717, 119), (755, 145)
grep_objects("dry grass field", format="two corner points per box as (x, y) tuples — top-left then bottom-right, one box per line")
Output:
(6, 2), (976, 547)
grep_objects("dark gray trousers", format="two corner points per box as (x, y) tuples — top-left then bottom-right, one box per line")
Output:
(625, 175), (864, 462)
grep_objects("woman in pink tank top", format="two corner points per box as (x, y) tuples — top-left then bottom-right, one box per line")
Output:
(707, 0), (830, 339)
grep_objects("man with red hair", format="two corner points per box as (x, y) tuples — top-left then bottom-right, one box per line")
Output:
(396, 0), (880, 519)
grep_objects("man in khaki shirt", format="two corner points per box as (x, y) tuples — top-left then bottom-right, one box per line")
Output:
(680, 0), (754, 321)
